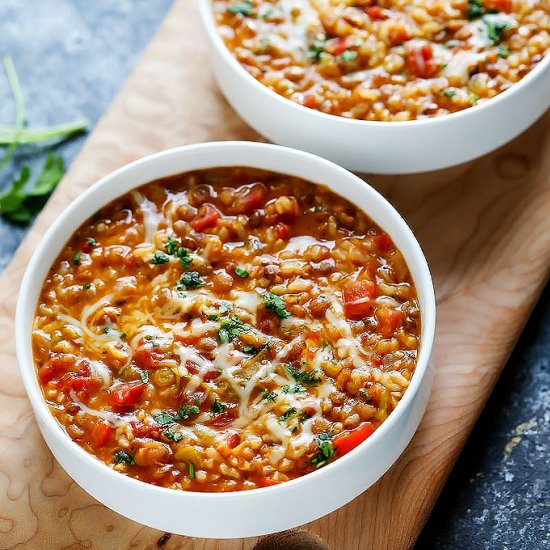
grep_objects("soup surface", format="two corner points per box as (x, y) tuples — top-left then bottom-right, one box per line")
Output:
(34, 167), (421, 492)
(213, 0), (549, 120)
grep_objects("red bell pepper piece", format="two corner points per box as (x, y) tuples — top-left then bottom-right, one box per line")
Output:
(333, 423), (375, 455)
(191, 205), (221, 232)
(343, 279), (377, 320)
(110, 381), (145, 407)
(91, 422), (114, 448)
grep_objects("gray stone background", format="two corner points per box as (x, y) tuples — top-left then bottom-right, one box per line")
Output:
(0, 1), (548, 548)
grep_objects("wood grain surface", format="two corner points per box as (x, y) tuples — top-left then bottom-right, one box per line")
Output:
(1, 1), (549, 548)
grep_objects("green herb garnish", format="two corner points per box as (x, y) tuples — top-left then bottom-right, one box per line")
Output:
(139, 369), (149, 384)
(484, 16), (512, 45)
(497, 44), (510, 58)
(152, 251), (170, 265)
(261, 389), (278, 403)
(263, 291), (290, 319)
(72, 251), (81, 265)
(443, 90), (456, 98)
(165, 237), (180, 255)
(467, 0), (485, 19)
(308, 40), (326, 62)
(164, 429), (184, 442)
(282, 384), (307, 394)
(178, 404), (200, 419)
(177, 271), (204, 290)
(340, 50), (357, 62)
(234, 266), (249, 278)
(310, 432), (334, 468)
(280, 407), (297, 422)
(227, 0), (254, 16)
(82, 282), (92, 290)
(155, 404), (199, 425)
(286, 364), (322, 387)
(211, 399), (226, 414)
(219, 316), (250, 344)
(114, 450), (135, 465)
(188, 462), (195, 479)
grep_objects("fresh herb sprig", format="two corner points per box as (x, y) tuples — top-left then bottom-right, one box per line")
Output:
(154, 404), (200, 425)
(0, 55), (88, 224)
(263, 291), (290, 319)
(310, 432), (335, 468)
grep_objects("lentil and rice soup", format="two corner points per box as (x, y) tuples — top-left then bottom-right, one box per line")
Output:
(33, 167), (421, 492)
(213, 0), (550, 120)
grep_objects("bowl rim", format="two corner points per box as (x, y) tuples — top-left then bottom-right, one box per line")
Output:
(198, 0), (550, 128)
(15, 140), (436, 503)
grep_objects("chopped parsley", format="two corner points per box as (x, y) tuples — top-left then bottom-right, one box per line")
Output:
(178, 404), (201, 419)
(154, 404), (200, 425)
(286, 364), (322, 387)
(234, 266), (249, 278)
(261, 389), (278, 403)
(443, 90), (456, 98)
(280, 407), (297, 422)
(340, 50), (357, 62)
(263, 291), (290, 319)
(165, 237), (180, 255)
(467, 0), (485, 20)
(298, 411), (312, 423)
(177, 271), (204, 290)
(218, 316), (250, 344)
(498, 44), (510, 58)
(86, 237), (97, 248)
(114, 450), (135, 465)
(207, 313), (219, 321)
(164, 429), (184, 442)
(310, 432), (335, 468)
(152, 251), (170, 265)
(139, 369), (149, 384)
(188, 462), (195, 479)
(72, 251), (81, 265)
(211, 399), (226, 414)
(227, 0), (253, 16)
(484, 17), (513, 45)
(82, 282), (92, 290)
(308, 39), (326, 62)
(282, 384), (306, 394)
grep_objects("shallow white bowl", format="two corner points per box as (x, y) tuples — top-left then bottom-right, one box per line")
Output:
(198, 0), (550, 174)
(16, 141), (436, 538)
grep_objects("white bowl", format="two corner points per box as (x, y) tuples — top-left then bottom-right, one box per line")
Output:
(198, 0), (550, 174)
(16, 142), (436, 538)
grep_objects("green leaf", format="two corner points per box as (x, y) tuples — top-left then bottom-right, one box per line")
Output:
(28, 153), (64, 196)
(310, 432), (335, 468)
(211, 399), (226, 414)
(154, 411), (179, 425)
(279, 407), (297, 422)
(263, 291), (290, 319)
(286, 364), (322, 387)
(234, 266), (249, 278)
(467, 0), (485, 20)
(177, 271), (205, 290)
(152, 251), (170, 265)
(228, 1), (253, 16)
(0, 165), (30, 213)
(114, 450), (135, 465)
(260, 389), (277, 403)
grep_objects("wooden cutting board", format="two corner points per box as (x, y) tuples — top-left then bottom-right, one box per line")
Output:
(1, 1), (549, 548)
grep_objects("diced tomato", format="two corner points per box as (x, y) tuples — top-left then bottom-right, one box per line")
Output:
(374, 234), (392, 252)
(388, 24), (411, 45)
(328, 37), (348, 56)
(274, 222), (290, 240)
(207, 411), (236, 427)
(257, 477), (282, 487)
(203, 370), (222, 382)
(38, 355), (75, 384)
(236, 184), (267, 213)
(131, 421), (162, 440)
(191, 204), (221, 232)
(376, 307), (405, 338)
(91, 422), (114, 448)
(333, 422), (375, 455)
(60, 364), (99, 394)
(343, 279), (377, 320)
(486, 0), (512, 11)
(109, 381), (145, 407)
(405, 43), (437, 78)
(81, 240), (94, 253)
(133, 347), (163, 370)
(226, 433), (241, 449)
(365, 6), (387, 20)
(302, 94), (317, 109)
